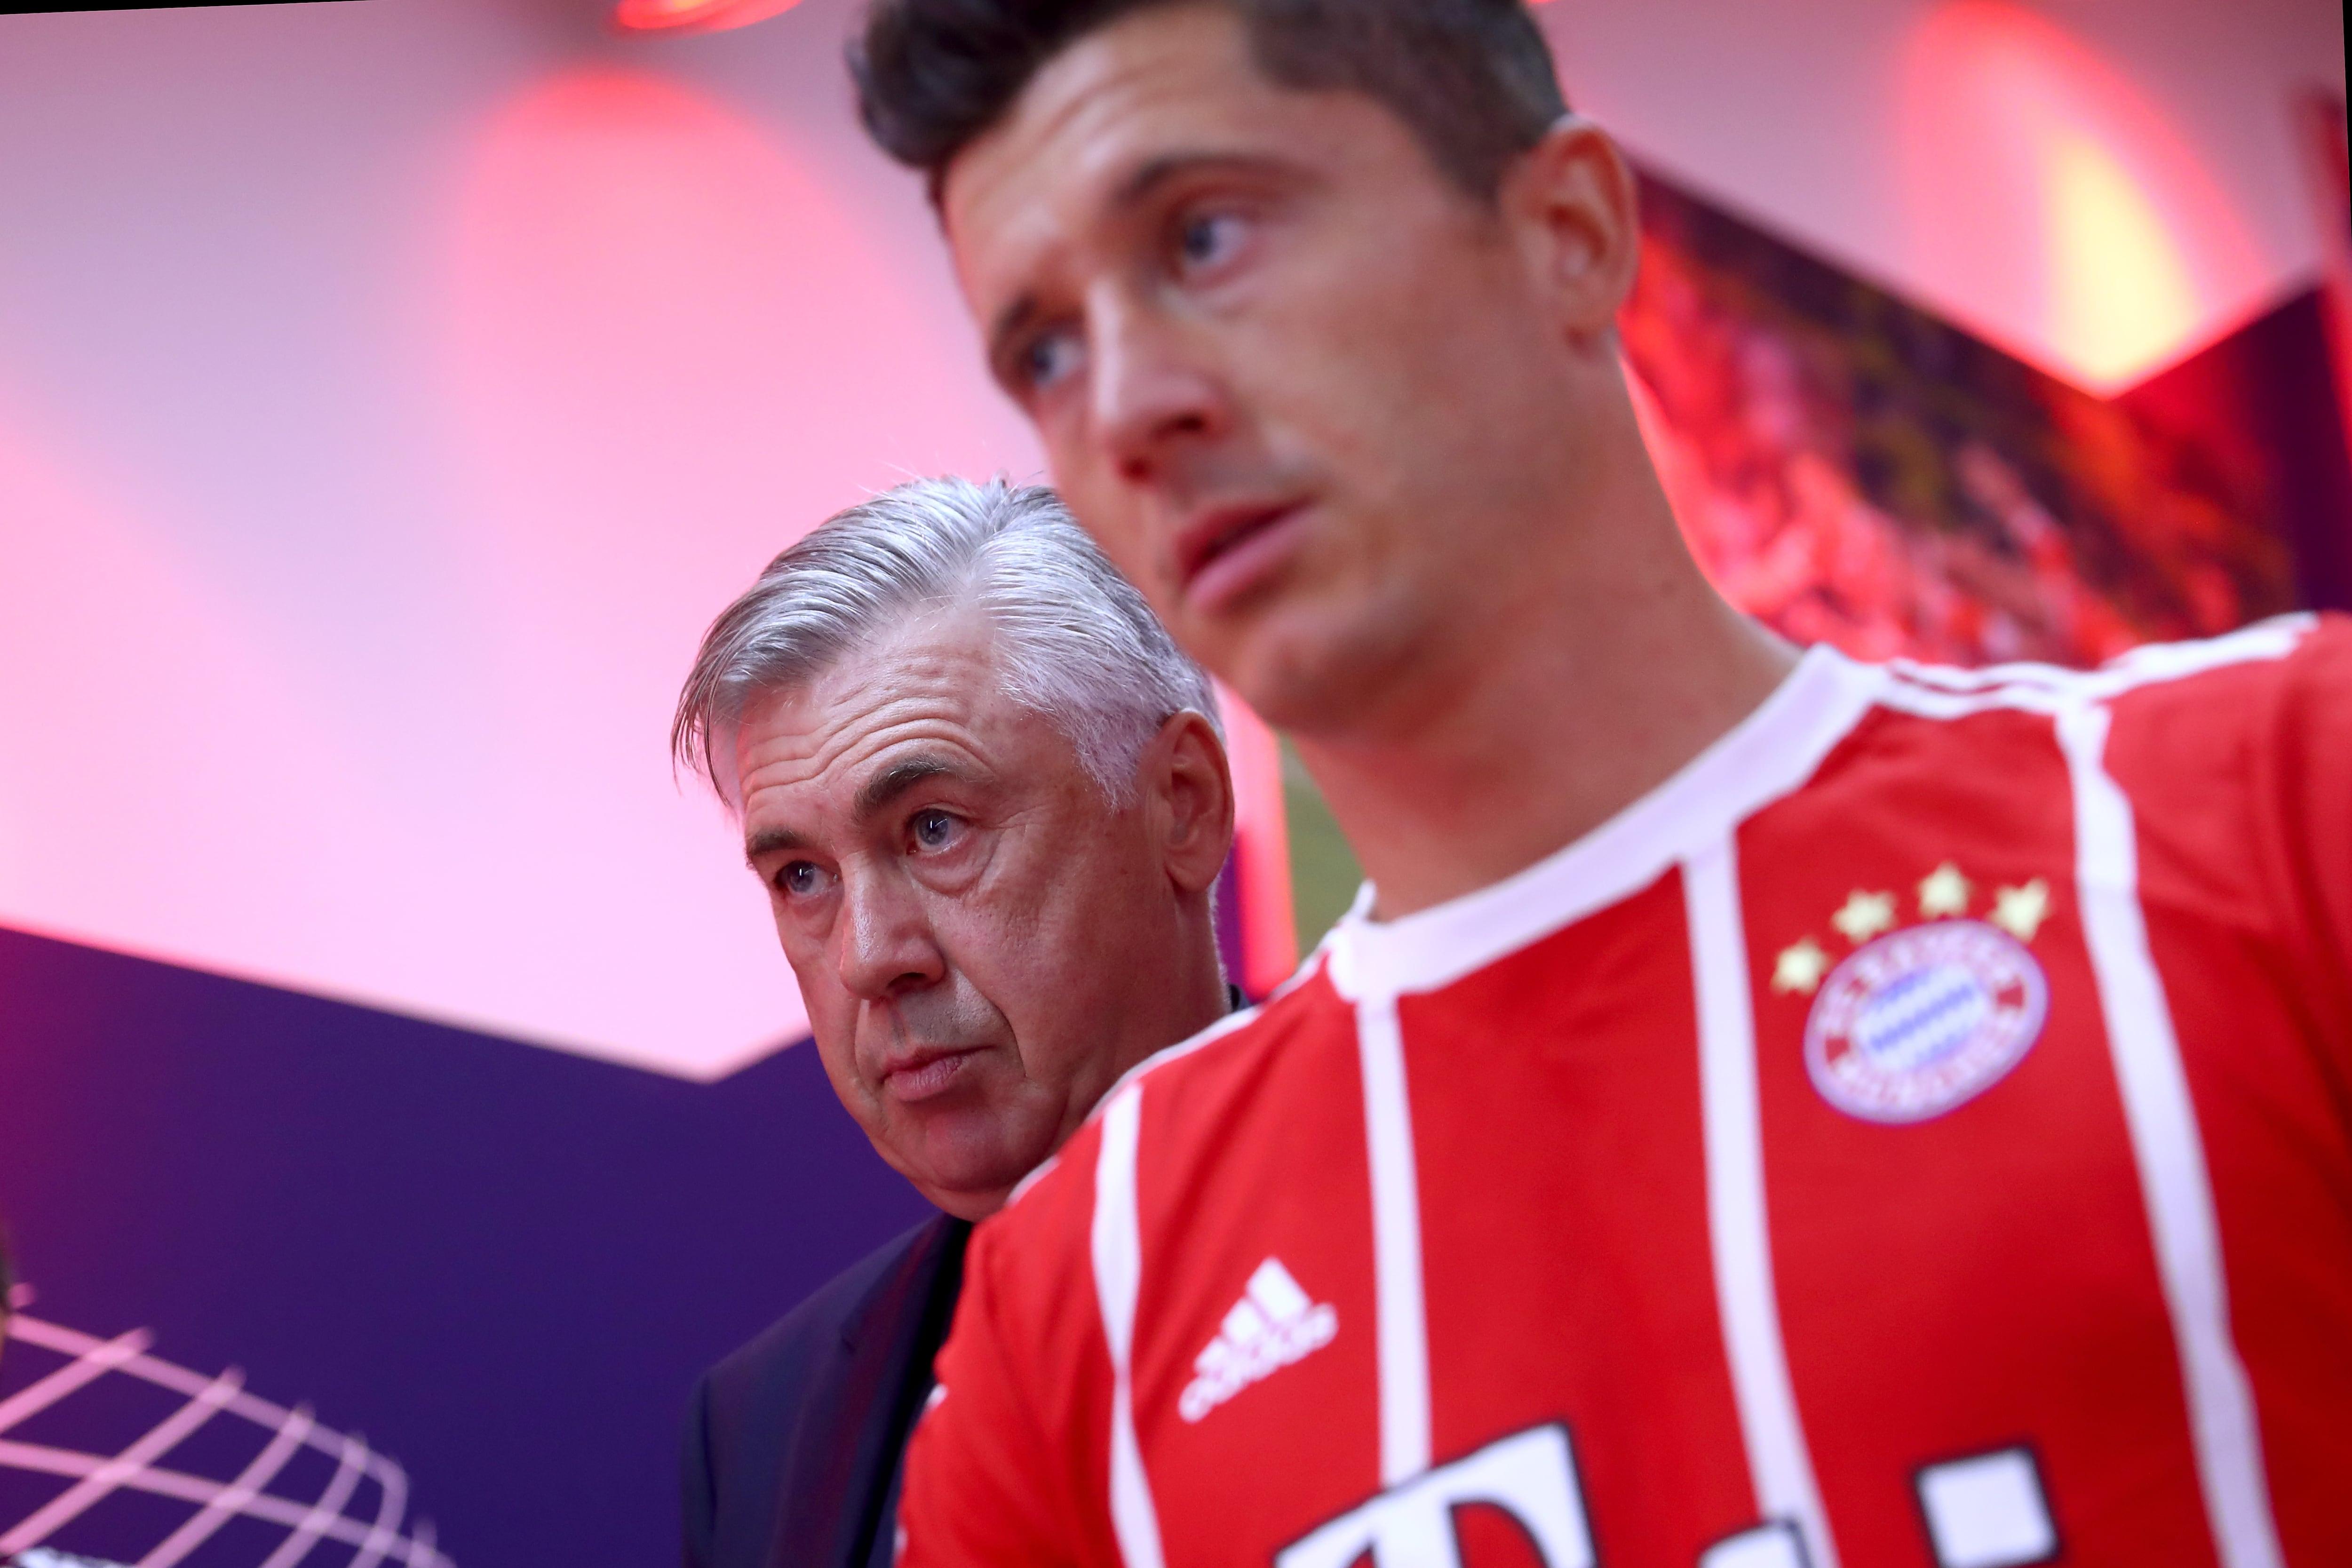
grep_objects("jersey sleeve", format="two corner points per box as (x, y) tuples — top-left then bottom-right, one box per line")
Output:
(2264, 615), (2352, 1064)
(896, 1150), (1119, 1568)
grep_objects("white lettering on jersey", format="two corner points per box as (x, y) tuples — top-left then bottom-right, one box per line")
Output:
(1178, 1258), (1337, 1423)
(1701, 1520), (1812, 1568)
(1915, 1447), (2057, 1568)
(1274, 1424), (1594, 1568)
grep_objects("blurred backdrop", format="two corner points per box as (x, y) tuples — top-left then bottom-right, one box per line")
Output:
(0, 0), (2343, 1561)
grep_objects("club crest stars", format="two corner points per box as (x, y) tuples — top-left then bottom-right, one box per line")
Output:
(1918, 861), (1972, 920)
(1993, 878), (2052, 942)
(1772, 937), (1833, 997)
(1773, 863), (2054, 996)
(1772, 860), (2059, 1124)
(1830, 889), (1896, 943)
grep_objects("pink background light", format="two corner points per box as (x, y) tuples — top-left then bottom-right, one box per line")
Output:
(1892, 1), (2266, 390)
(1536, 0), (2342, 390)
(0, 0), (2337, 1079)
(0, 1), (1039, 1079)
(1215, 685), (1298, 999)
(614, 0), (808, 35)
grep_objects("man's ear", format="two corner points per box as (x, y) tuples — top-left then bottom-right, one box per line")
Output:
(1144, 710), (1237, 897)
(1502, 116), (1643, 347)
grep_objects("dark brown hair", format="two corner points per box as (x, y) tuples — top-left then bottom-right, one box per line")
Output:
(852, 0), (1568, 202)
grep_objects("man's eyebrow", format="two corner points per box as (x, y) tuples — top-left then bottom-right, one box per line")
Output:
(1109, 148), (1285, 212)
(855, 756), (970, 818)
(743, 825), (808, 864)
(987, 292), (1042, 374)
(741, 758), (977, 864)
(983, 151), (1290, 370)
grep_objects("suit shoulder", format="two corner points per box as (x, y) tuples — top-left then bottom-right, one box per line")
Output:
(698, 1215), (951, 1432)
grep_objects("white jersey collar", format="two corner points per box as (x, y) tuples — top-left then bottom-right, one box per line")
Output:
(1324, 644), (1886, 1003)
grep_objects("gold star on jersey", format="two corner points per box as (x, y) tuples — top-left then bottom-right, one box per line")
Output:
(1772, 937), (1832, 996)
(1918, 862), (1973, 919)
(1993, 878), (2052, 942)
(1778, 862), (2056, 1123)
(1832, 890), (1898, 944)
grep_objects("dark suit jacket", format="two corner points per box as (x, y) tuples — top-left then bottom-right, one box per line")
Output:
(682, 1215), (970, 1568)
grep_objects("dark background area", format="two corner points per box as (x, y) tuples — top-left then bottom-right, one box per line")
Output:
(0, 923), (931, 1565)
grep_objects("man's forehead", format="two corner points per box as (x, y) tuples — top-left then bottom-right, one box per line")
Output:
(735, 701), (990, 857)
(737, 687), (977, 781)
(731, 619), (1003, 789)
(942, 5), (1296, 254)
(741, 652), (970, 761)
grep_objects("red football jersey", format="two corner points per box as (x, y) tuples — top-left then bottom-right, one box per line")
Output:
(899, 618), (2352, 1568)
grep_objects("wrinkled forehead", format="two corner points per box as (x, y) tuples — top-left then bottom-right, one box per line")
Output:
(726, 610), (1013, 812)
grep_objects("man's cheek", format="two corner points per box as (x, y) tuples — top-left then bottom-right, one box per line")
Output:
(806, 1029), (876, 1123)
(786, 960), (865, 1073)
(779, 942), (838, 1011)
(1060, 475), (1150, 583)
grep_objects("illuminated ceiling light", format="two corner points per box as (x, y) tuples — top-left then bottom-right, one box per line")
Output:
(1895, 1), (2259, 392)
(612, 0), (803, 36)
(2043, 132), (2200, 389)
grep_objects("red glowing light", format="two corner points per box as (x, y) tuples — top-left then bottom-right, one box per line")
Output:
(612, 0), (803, 36)
(1213, 682), (1299, 999)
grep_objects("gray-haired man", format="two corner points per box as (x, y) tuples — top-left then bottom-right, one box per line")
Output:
(673, 477), (1236, 1568)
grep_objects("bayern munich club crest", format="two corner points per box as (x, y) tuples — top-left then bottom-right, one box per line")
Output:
(1777, 863), (2055, 1124)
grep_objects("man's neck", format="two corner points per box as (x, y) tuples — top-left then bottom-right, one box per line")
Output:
(1295, 481), (1797, 922)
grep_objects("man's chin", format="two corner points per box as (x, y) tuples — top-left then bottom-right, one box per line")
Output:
(894, 1115), (1046, 1215)
(1218, 608), (1413, 735)
(907, 1155), (1029, 1221)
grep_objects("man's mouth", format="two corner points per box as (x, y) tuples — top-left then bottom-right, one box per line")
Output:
(1173, 500), (1307, 612)
(881, 1046), (985, 1105)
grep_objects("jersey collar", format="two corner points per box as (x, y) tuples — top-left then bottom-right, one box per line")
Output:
(1323, 644), (1887, 1004)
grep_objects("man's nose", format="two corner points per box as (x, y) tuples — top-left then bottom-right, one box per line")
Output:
(1089, 290), (1227, 486)
(834, 868), (945, 1001)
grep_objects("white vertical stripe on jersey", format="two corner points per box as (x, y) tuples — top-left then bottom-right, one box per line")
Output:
(1091, 1084), (1167, 1568)
(2058, 701), (2286, 1568)
(1685, 837), (1843, 1568)
(1356, 994), (1434, 1484)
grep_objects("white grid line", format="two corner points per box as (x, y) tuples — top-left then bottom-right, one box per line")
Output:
(137, 1403), (315, 1568)
(0, 1333), (156, 1440)
(253, 1434), (370, 1568)
(0, 1370), (245, 1553)
(348, 1449), (407, 1568)
(0, 1437), (401, 1548)
(0, 1311), (451, 1568)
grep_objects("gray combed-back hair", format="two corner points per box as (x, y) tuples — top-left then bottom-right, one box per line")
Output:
(674, 476), (1217, 804)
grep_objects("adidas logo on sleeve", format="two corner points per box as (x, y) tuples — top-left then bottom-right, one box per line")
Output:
(1178, 1258), (1337, 1423)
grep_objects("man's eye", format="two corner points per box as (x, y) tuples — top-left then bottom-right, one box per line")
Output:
(911, 810), (960, 851)
(1176, 210), (1247, 271)
(779, 861), (829, 898)
(1019, 329), (1083, 391)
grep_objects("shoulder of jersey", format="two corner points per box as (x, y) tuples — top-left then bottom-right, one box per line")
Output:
(991, 615), (2336, 1225)
(1875, 612), (2323, 717)
(999, 955), (1343, 1215)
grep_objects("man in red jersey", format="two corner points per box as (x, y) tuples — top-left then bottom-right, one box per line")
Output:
(850, 3), (2352, 1564)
